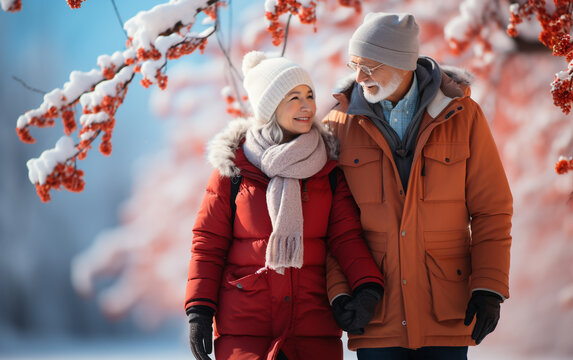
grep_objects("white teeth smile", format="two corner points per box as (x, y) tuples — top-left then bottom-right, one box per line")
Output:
(295, 117), (310, 120)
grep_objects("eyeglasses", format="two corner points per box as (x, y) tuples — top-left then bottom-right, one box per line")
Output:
(346, 61), (384, 76)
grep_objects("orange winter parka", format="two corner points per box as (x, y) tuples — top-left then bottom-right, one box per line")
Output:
(184, 119), (384, 360)
(324, 57), (513, 350)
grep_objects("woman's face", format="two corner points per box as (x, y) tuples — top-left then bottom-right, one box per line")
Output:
(275, 84), (316, 142)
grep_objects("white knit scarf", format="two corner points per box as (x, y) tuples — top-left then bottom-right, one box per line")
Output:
(243, 126), (327, 274)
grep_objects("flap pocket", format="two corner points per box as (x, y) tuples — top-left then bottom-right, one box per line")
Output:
(425, 246), (471, 321)
(426, 248), (471, 282)
(338, 147), (383, 204)
(423, 143), (469, 165)
(339, 147), (380, 168)
(226, 271), (266, 291)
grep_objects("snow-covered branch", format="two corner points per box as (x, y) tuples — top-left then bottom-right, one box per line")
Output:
(507, 0), (573, 114)
(1, 0), (86, 12)
(0, 0), (20, 12)
(16, 0), (220, 202)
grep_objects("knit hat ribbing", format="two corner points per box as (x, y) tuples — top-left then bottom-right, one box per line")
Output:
(242, 51), (314, 125)
(349, 12), (420, 71)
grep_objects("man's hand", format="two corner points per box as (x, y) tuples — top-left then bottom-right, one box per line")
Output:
(188, 306), (214, 360)
(464, 290), (503, 345)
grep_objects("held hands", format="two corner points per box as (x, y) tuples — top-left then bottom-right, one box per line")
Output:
(331, 284), (383, 334)
(188, 306), (215, 360)
(464, 290), (503, 345)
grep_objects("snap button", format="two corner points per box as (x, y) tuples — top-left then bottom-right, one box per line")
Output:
(354, 158), (359, 164)
(285, 296), (290, 302)
(457, 269), (462, 276)
(402, 320), (407, 326)
(236, 283), (242, 289)
(401, 230), (406, 237)
(402, 279), (407, 285)
(445, 157), (450, 163)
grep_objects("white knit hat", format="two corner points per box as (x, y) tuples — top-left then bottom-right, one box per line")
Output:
(242, 51), (314, 125)
(349, 12), (419, 71)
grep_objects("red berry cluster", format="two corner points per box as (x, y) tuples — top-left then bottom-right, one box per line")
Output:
(203, 2), (226, 21)
(265, 0), (318, 46)
(508, 0), (573, 114)
(67, 0), (86, 9)
(555, 157), (573, 174)
(6, 0), (21, 12)
(508, 1), (573, 57)
(137, 46), (162, 61)
(338, 0), (361, 13)
(167, 37), (207, 60)
(224, 94), (249, 118)
(35, 163), (85, 202)
(16, 105), (64, 143)
(551, 71), (573, 114)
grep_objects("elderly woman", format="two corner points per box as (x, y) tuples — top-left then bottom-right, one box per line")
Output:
(184, 51), (384, 360)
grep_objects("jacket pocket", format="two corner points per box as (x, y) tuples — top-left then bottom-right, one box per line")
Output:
(217, 269), (271, 335)
(425, 231), (471, 322)
(422, 143), (469, 201)
(339, 147), (383, 204)
(225, 270), (267, 291)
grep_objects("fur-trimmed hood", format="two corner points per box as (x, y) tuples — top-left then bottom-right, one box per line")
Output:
(207, 117), (339, 178)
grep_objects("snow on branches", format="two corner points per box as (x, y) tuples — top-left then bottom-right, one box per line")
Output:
(15, 0), (219, 202)
(444, 0), (512, 70)
(507, 0), (573, 114)
(1, 0), (84, 12)
(0, 0), (21, 12)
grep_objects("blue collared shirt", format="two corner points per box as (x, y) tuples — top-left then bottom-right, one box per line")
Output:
(381, 74), (418, 141)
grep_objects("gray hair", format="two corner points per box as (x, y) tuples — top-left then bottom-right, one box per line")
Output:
(260, 113), (285, 145)
(256, 113), (339, 159)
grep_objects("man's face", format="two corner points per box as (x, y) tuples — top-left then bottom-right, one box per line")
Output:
(349, 55), (410, 103)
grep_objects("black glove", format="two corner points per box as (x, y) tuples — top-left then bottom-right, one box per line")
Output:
(344, 283), (383, 334)
(187, 305), (215, 360)
(331, 294), (354, 332)
(464, 290), (503, 345)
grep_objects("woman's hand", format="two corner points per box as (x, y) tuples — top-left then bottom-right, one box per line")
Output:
(188, 306), (215, 360)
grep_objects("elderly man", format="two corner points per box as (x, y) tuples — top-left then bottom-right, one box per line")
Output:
(324, 12), (513, 360)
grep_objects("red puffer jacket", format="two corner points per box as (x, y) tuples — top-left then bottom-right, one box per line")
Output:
(185, 119), (383, 360)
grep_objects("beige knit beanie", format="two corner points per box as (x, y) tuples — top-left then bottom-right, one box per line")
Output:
(242, 51), (314, 125)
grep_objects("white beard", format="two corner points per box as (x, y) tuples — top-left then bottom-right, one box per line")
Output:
(359, 74), (402, 103)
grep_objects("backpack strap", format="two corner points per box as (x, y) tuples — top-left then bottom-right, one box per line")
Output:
(230, 175), (242, 224)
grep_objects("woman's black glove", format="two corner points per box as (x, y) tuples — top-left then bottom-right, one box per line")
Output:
(344, 284), (383, 334)
(331, 294), (354, 332)
(187, 305), (215, 360)
(464, 290), (503, 345)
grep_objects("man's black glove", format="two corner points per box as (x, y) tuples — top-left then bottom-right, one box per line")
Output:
(464, 290), (503, 345)
(344, 283), (383, 334)
(331, 294), (354, 332)
(187, 305), (215, 360)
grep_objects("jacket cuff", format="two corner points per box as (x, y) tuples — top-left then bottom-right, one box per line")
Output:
(472, 288), (505, 302)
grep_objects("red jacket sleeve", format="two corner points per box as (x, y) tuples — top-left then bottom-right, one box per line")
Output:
(326, 168), (384, 300)
(184, 170), (233, 313)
